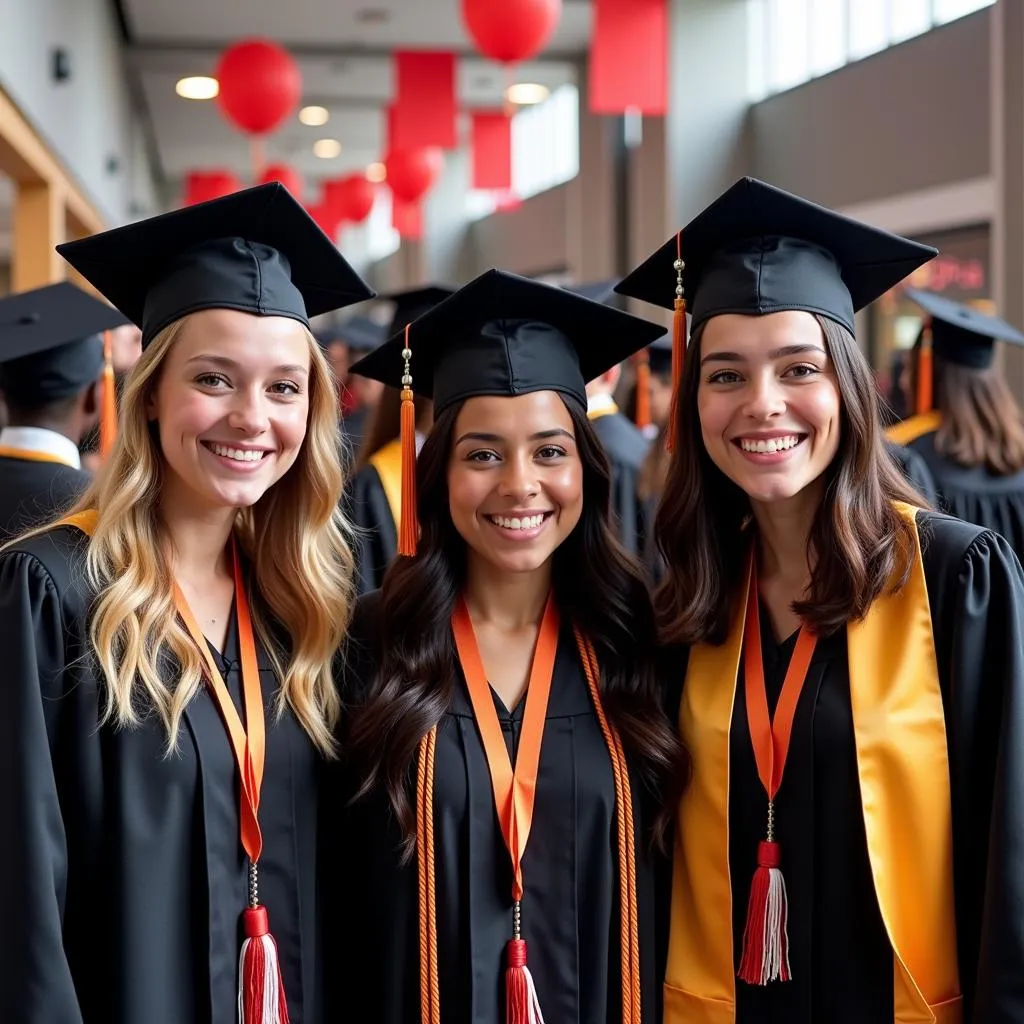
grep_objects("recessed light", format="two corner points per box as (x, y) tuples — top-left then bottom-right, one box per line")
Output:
(299, 105), (330, 126)
(366, 162), (387, 183)
(355, 7), (390, 23)
(175, 76), (219, 100)
(313, 138), (343, 159)
(505, 82), (549, 106)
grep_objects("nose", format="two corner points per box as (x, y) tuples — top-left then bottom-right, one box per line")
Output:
(497, 451), (540, 501)
(742, 369), (787, 420)
(227, 386), (270, 435)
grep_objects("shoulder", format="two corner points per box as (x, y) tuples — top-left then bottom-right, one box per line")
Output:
(0, 524), (91, 618)
(917, 509), (993, 569)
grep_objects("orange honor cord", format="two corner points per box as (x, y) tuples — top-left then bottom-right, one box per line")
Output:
(173, 539), (288, 1024)
(414, 605), (641, 1024)
(737, 550), (818, 987)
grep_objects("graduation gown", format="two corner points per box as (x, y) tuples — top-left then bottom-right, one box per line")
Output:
(886, 440), (938, 507)
(347, 459), (398, 595)
(0, 454), (91, 541)
(329, 591), (663, 1023)
(0, 525), (324, 1023)
(664, 511), (1024, 1022)
(589, 409), (650, 557)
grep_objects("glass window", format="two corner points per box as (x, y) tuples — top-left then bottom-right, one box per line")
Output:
(890, 0), (931, 42)
(932, 0), (995, 25)
(809, 0), (847, 76)
(747, 0), (768, 101)
(848, 0), (888, 59)
(767, 0), (811, 92)
(365, 188), (400, 261)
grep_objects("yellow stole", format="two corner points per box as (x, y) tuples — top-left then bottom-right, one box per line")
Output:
(0, 445), (79, 468)
(587, 400), (620, 422)
(664, 503), (962, 1024)
(886, 411), (943, 447)
(54, 509), (98, 535)
(367, 437), (403, 532)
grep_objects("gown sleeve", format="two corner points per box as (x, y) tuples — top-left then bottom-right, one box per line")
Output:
(0, 550), (84, 1021)
(942, 532), (1024, 1021)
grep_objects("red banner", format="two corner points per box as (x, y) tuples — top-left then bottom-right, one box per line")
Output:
(590, 0), (668, 116)
(471, 111), (513, 191)
(391, 51), (457, 150)
(392, 196), (423, 240)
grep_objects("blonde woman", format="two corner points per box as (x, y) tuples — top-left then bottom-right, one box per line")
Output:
(0, 184), (373, 1024)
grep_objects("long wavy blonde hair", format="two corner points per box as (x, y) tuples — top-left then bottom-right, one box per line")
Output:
(53, 316), (354, 756)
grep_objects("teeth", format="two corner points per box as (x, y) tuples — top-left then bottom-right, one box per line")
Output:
(209, 443), (266, 462)
(489, 514), (546, 530)
(739, 435), (801, 454)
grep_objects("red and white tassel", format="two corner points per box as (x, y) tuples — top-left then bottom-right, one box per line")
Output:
(506, 939), (545, 1024)
(737, 840), (791, 986)
(239, 906), (290, 1024)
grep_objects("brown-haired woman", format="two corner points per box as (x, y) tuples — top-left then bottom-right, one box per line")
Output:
(328, 270), (689, 1023)
(888, 288), (1024, 556)
(616, 177), (1024, 1023)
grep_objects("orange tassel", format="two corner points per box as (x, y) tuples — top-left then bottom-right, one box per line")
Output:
(99, 330), (117, 460)
(666, 296), (687, 453)
(398, 324), (419, 557)
(915, 319), (933, 415)
(633, 352), (651, 430)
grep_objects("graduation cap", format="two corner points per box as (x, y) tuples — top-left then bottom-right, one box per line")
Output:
(0, 282), (128, 405)
(56, 183), (375, 349)
(614, 176), (936, 446)
(317, 315), (385, 355)
(349, 268), (666, 556)
(382, 284), (457, 337)
(906, 288), (1024, 369)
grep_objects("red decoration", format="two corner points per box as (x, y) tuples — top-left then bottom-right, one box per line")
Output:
(307, 202), (342, 240)
(324, 174), (376, 223)
(216, 39), (302, 135)
(590, 0), (668, 115)
(471, 111), (512, 191)
(385, 147), (444, 203)
(461, 0), (562, 63)
(392, 197), (423, 240)
(184, 170), (243, 206)
(392, 52), (457, 150)
(495, 190), (523, 214)
(259, 163), (304, 199)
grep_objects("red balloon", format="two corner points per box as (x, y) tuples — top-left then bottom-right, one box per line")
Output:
(184, 170), (243, 206)
(385, 148), (444, 203)
(259, 163), (304, 199)
(307, 202), (342, 240)
(216, 39), (302, 135)
(324, 174), (376, 223)
(462, 0), (562, 63)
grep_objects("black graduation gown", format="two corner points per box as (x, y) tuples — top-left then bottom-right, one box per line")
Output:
(0, 455), (91, 541)
(347, 463), (398, 595)
(0, 526), (324, 1024)
(708, 511), (1024, 1022)
(329, 591), (662, 1023)
(590, 411), (650, 557)
(906, 430), (1024, 557)
(340, 404), (371, 465)
(885, 440), (938, 506)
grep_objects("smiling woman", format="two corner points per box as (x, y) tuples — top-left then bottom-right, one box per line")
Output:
(0, 183), (374, 1023)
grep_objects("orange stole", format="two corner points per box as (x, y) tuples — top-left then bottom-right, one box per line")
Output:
(886, 410), (943, 447)
(664, 503), (961, 1024)
(0, 445), (78, 468)
(53, 509), (99, 535)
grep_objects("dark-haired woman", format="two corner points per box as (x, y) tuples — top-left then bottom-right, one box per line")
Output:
(327, 270), (690, 1024)
(617, 178), (1024, 1023)
(888, 288), (1024, 557)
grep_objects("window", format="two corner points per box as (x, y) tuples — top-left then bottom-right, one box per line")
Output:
(749, 0), (995, 99)
(365, 187), (400, 260)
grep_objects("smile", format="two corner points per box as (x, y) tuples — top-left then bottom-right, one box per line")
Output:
(201, 441), (272, 464)
(485, 512), (554, 539)
(735, 434), (805, 455)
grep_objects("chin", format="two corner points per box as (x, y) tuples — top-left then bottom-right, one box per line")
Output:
(478, 546), (555, 576)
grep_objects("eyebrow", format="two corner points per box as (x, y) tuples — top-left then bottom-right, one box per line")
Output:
(454, 428), (575, 445)
(700, 343), (826, 365)
(185, 353), (309, 376)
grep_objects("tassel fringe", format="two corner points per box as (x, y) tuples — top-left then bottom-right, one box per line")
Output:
(100, 331), (117, 459)
(634, 354), (651, 431)
(398, 388), (419, 556)
(238, 906), (289, 1024)
(506, 939), (545, 1024)
(738, 841), (791, 986)
(666, 297), (686, 452)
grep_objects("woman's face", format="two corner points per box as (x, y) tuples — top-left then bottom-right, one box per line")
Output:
(697, 310), (841, 507)
(447, 390), (584, 576)
(147, 308), (312, 512)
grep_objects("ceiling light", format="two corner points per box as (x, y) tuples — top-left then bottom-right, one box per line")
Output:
(505, 82), (549, 106)
(313, 138), (343, 159)
(175, 76), (219, 100)
(366, 162), (387, 183)
(299, 105), (330, 126)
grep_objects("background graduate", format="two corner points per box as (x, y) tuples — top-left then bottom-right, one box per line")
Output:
(888, 288), (1024, 555)
(331, 270), (690, 1024)
(617, 177), (1024, 1023)
(0, 183), (372, 1023)
(0, 283), (126, 539)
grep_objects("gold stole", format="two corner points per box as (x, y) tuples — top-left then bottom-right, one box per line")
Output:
(664, 503), (962, 1024)
(54, 509), (98, 535)
(367, 436), (403, 533)
(587, 401), (620, 422)
(886, 411), (943, 447)
(0, 445), (78, 467)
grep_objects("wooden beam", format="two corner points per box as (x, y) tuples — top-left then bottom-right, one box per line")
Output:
(13, 180), (67, 290)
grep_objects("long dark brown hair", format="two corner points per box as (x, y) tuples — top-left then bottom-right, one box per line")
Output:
(931, 355), (1024, 474)
(354, 384), (433, 471)
(349, 394), (689, 856)
(656, 313), (924, 645)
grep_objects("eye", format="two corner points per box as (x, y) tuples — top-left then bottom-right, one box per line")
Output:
(783, 363), (821, 379)
(467, 449), (500, 463)
(536, 445), (567, 460)
(706, 369), (742, 385)
(195, 372), (229, 388)
(270, 380), (302, 395)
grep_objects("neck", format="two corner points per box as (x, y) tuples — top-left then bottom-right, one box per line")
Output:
(159, 480), (236, 583)
(463, 555), (552, 631)
(749, 481), (824, 588)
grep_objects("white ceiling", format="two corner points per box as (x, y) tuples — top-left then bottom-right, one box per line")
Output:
(121, 0), (591, 201)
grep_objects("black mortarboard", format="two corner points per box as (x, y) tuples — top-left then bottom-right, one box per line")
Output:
(350, 268), (667, 415)
(906, 288), (1024, 369)
(0, 282), (128, 403)
(382, 284), (457, 337)
(56, 183), (375, 349)
(317, 315), (385, 354)
(615, 177), (937, 335)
